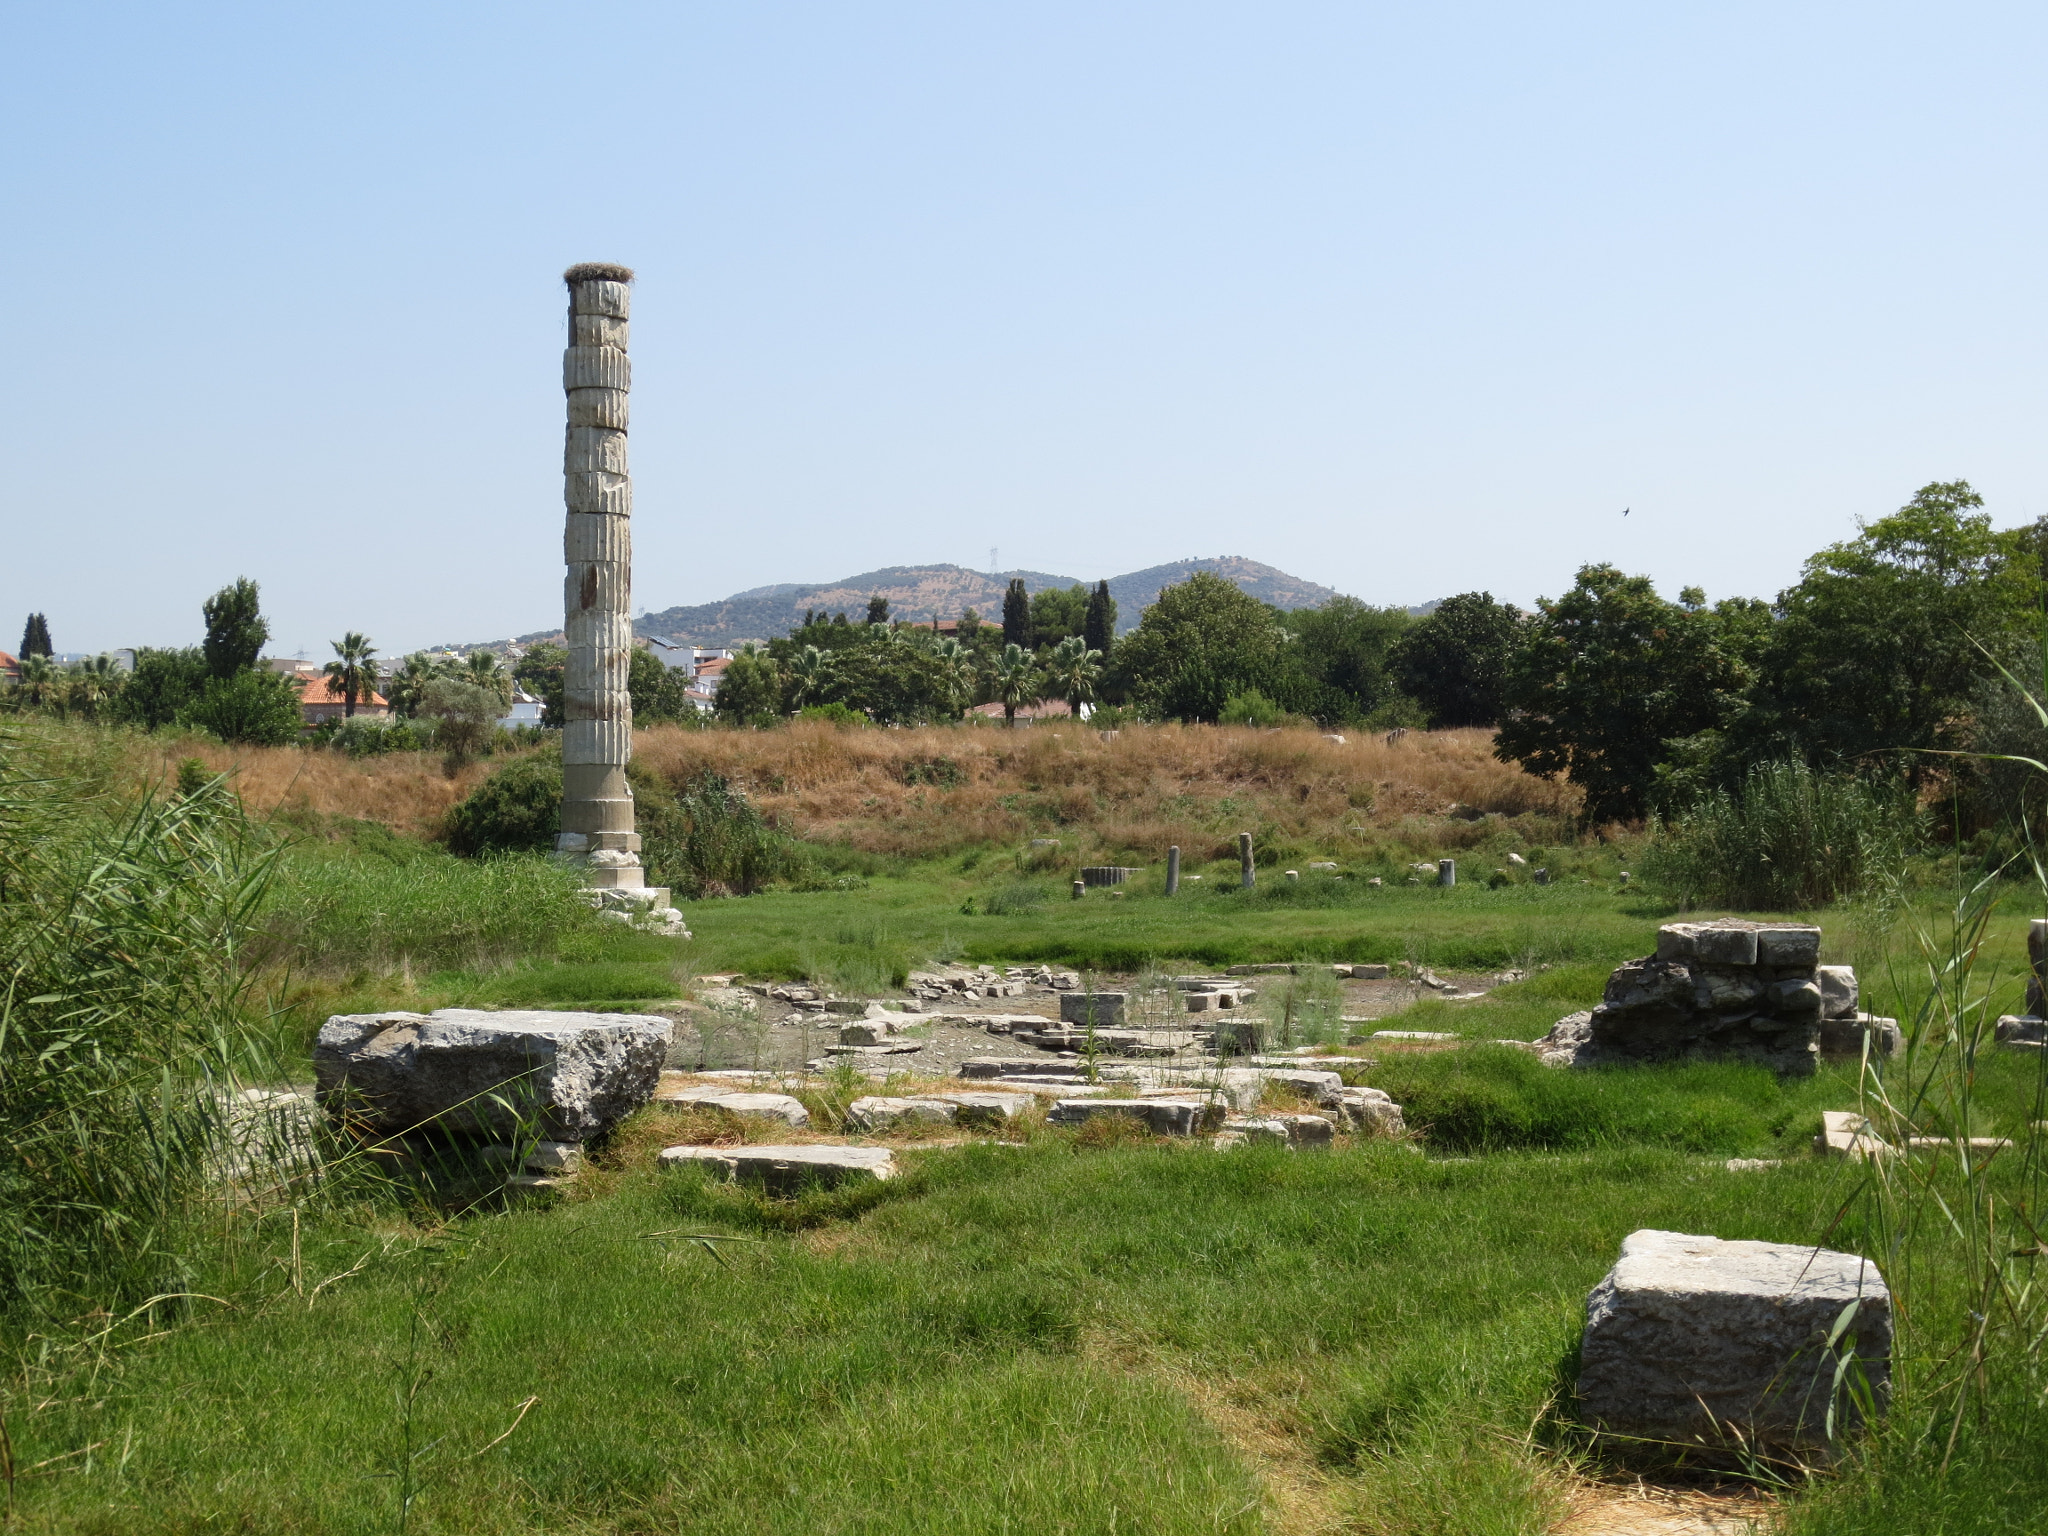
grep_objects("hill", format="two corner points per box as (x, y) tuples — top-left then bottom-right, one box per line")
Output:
(491, 557), (1346, 650)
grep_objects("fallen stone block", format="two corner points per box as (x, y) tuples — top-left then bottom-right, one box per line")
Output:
(655, 1086), (812, 1129)
(1328, 1086), (1405, 1135)
(1816, 1110), (1893, 1162)
(932, 1091), (1035, 1125)
(659, 1143), (897, 1194)
(314, 1009), (668, 1141)
(1817, 966), (1858, 1020)
(1059, 992), (1128, 1027)
(960, 1057), (1083, 1079)
(1578, 1229), (1891, 1451)
(843, 1096), (960, 1132)
(1343, 964), (1391, 980)
(1820, 1013), (1902, 1060)
(1372, 1030), (1458, 1042)
(1214, 1115), (1292, 1147)
(1046, 1098), (1221, 1136)
(1996, 1015), (2048, 1046)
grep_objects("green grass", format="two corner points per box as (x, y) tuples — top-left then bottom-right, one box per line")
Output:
(678, 867), (1675, 979)
(10, 1137), (1903, 1536)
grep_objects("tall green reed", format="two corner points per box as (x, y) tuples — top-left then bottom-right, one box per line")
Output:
(0, 733), (281, 1329)
(1642, 759), (1916, 911)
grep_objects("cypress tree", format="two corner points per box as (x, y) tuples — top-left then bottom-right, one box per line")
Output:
(19, 613), (52, 658)
(1002, 578), (1032, 650)
(1084, 580), (1115, 654)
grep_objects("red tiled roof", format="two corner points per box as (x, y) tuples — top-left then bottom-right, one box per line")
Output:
(300, 675), (389, 706)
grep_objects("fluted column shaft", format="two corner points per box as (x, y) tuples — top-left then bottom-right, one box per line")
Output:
(557, 263), (641, 880)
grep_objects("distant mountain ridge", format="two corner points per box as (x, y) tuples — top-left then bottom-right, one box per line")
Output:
(490, 556), (1345, 650)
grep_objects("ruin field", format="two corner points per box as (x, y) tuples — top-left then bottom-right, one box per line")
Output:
(11, 721), (2048, 1535)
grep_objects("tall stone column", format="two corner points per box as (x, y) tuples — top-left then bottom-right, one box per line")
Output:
(556, 262), (651, 897)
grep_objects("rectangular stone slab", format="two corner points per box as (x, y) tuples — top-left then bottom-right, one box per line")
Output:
(314, 1009), (668, 1141)
(1578, 1229), (1891, 1450)
(659, 1143), (896, 1195)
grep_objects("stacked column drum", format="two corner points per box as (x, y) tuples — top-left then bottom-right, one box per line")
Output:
(558, 262), (646, 892)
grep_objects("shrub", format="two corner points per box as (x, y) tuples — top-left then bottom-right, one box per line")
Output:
(985, 882), (1049, 915)
(317, 715), (433, 757)
(796, 702), (867, 726)
(175, 670), (304, 745)
(644, 770), (807, 897)
(1640, 759), (1916, 909)
(419, 677), (502, 764)
(1218, 689), (1286, 728)
(445, 756), (561, 856)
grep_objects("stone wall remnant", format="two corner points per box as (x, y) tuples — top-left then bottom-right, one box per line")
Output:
(1529, 920), (1896, 1076)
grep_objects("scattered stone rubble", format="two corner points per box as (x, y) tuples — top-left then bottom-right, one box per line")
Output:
(1578, 1229), (1891, 1452)
(659, 1143), (897, 1194)
(1526, 920), (1899, 1076)
(906, 964), (1079, 1002)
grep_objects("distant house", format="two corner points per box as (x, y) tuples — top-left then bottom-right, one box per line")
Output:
(0, 651), (18, 687)
(298, 674), (391, 725)
(499, 688), (545, 729)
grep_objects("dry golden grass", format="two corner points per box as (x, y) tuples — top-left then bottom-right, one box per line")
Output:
(633, 721), (1580, 860)
(124, 728), (504, 835)
(68, 720), (1578, 856)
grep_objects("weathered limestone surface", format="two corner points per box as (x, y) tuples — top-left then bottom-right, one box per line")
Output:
(843, 1096), (961, 1132)
(655, 1085), (811, 1128)
(1046, 1098), (1222, 1136)
(660, 1143), (896, 1194)
(314, 1009), (667, 1140)
(1060, 992), (1129, 1027)
(1578, 1229), (1891, 1450)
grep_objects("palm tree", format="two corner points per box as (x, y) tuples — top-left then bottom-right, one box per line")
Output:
(1045, 635), (1102, 716)
(66, 654), (121, 720)
(984, 642), (1040, 727)
(464, 649), (513, 707)
(324, 632), (381, 718)
(785, 645), (832, 710)
(932, 637), (972, 715)
(16, 653), (57, 709)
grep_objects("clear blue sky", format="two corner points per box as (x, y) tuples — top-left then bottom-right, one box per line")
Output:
(4, 2), (2043, 659)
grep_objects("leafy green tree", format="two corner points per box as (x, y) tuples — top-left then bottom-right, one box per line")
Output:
(418, 677), (500, 764)
(1109, 571), (1288, 722)
(983, 642), (1041, 726)
(1389, 592), (1522, 728)
(323, 632), (381, 718)
(865, 595), (890, 625)
(1084, 580), (1116, 654)
(1028, 584), (1090, 648)
(713, 648), (783, 727)
(200, 578), (269, 679)
(111, 648), (207, 729)
(1729, 481), (2034, 783)
(1494, 565), (1752, 824)
(1280, 597), (1413, 724)
(932, 636), (974, 714)
(1044, 635), (1102, 713)
(18, 614), (51, 659)
(177, 670), (304, 745)
(1002, 579), (1032, 650)
(958, 608), (984, 643)
(627, 646), (697, 724)
(510, 645), (565, 725)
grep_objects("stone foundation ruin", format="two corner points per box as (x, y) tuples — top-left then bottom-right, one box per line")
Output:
(1531, 919), (1899, 1075)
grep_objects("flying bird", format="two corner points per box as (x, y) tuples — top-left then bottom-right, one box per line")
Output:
(1622, 507), (1630, 516)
